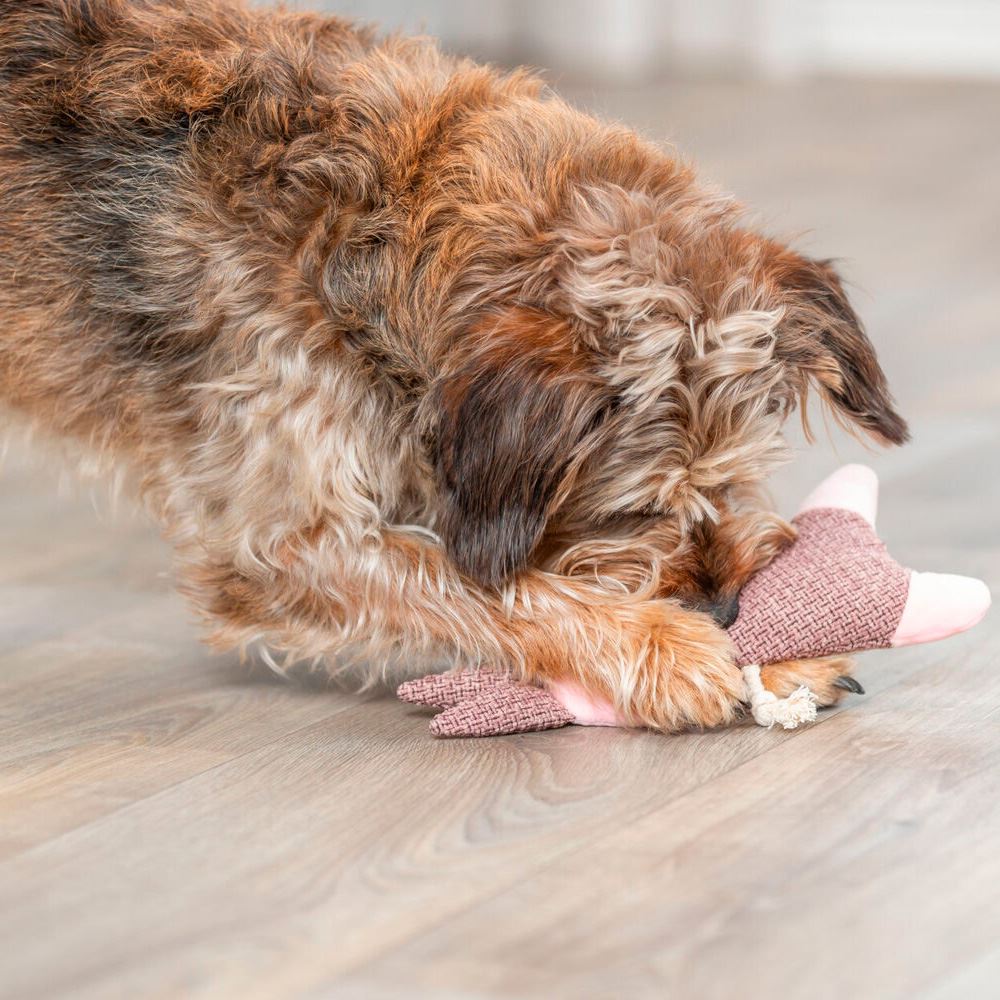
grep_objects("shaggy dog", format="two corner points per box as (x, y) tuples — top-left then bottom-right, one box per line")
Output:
(0, 0), (907, 731)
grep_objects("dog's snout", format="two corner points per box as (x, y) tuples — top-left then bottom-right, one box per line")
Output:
(709, 593), (741, 629)
(687, 593), (741, 629)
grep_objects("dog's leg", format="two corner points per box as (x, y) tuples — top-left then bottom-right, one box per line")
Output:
(761, 656), (859, 706)
(512, 587), (746, 732)
(187, 530), (746, 734)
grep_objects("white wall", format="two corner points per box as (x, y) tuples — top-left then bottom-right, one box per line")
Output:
(279, 0), (1000, 82)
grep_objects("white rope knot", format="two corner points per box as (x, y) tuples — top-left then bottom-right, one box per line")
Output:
(741, 664), (818, 730)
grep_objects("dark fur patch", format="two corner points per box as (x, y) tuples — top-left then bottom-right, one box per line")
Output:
(433, 309), (611, 587)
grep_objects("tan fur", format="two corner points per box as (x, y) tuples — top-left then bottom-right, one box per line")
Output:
(762, 657), (856, 707)
(0, 0), (906, 731)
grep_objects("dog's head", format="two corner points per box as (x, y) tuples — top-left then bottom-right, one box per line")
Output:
(407, 102), (908, 612)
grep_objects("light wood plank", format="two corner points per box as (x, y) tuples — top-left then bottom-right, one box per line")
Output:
(1, 699), (801, 998)
(332, 641), (1000, 999)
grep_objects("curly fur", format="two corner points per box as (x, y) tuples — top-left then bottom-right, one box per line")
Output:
(0, 0), (907, 731)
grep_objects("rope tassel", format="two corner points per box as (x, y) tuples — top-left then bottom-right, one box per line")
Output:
(741, 663), (818, 730)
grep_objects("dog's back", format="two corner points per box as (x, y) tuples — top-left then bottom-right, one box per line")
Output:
(2, 0), (206, 448)
(0, 0), (365, 453)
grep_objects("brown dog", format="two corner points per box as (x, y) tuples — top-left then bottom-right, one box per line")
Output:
(0, 0), (907, 731)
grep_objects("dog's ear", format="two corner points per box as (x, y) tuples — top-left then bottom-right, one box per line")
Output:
(432, 308), (609, 589)
(771, 251), (908, 445)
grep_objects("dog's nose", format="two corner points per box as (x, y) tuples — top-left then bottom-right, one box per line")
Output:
(700, 593), (741, 629)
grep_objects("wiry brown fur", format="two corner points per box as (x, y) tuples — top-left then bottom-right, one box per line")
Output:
(0, 0), (907, 731)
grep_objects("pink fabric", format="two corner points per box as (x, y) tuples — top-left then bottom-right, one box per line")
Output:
(396, 669), (508, 709)
(728, 507), (910, 664)
(548, 680), (623, 727)
(797, 463), (879, 526)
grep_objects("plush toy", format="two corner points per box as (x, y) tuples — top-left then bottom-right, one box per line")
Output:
(398, 465), (991, 737)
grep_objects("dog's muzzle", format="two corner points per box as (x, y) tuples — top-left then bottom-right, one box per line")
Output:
(687, 593), (741, 629)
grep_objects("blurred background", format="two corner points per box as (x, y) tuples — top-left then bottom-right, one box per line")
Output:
(285, 0), (1000, 82)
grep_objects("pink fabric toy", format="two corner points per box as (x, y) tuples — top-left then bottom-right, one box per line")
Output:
(398, 465), (991, 736)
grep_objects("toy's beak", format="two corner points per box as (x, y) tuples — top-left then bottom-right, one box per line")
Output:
(892, 572), (992, 646)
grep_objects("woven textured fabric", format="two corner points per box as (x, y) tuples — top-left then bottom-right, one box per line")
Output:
(728, 507), (910, 665)
(429, 685), (575, 737)
(397, 669), (508, 710)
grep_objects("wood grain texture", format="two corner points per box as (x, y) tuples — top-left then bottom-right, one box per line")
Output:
(2, 76), (999, 1000)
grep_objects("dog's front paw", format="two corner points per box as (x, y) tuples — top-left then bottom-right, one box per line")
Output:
(601, 602), (745, 732)
(760, 656), (860, 707)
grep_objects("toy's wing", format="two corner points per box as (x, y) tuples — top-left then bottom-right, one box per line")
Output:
(396, 669), (510, 709)
(398, 670), (574, 737)
(429, 685), (574, 737)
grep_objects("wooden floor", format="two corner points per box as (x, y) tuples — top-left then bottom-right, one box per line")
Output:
(3, 77), (1000, 1000)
